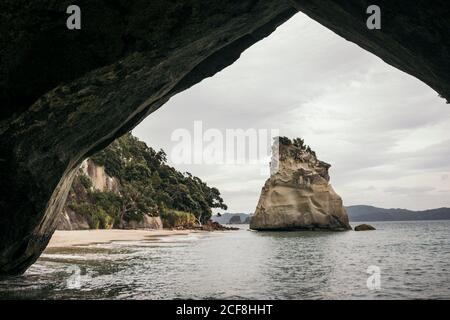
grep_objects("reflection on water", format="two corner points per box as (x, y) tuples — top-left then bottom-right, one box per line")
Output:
(1, 221), (449, 299)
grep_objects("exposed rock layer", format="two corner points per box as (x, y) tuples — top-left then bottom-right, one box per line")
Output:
(81, 160), (120, 194)
(250, 139), (351, 231)
(0, 1), (449, 274)
(58, 207), (90, 231)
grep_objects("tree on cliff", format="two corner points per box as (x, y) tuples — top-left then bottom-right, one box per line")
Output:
(87, 133), (227, 225)
(293, 138), (305, 149)
(279, 136), (316, 156)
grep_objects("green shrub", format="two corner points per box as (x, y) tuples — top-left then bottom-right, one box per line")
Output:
(78, 173), (92, 189)
(69, 202), (114, 229)
(160, 209), (196, 228)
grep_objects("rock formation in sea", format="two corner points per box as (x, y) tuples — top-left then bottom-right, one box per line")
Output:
(229, 215), (242, 224)
(354, 224), (376, 231)
(211, 213), (250, 225)
(250, 137), (351, 231)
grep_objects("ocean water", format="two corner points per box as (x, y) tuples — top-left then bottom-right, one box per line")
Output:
(0, 221), (449, 300)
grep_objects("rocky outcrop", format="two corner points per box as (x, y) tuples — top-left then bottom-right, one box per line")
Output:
(80, 160), (119, 194)
(211, 213), (250, 225)
(198, 221), (238, 231)
(119, 216), (163, 230)
(0, 1), (448, 275)
(250, 138), (351, 231)
(56, 159), (117, 230)
(354, 224), (376, 231)
(57, 207), (90, 231)
(229, 216), (242, 224)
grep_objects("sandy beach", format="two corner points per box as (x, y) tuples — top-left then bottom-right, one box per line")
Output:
(47, 229), (197, 248)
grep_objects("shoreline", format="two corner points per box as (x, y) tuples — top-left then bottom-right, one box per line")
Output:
(46, 229), (204, 249)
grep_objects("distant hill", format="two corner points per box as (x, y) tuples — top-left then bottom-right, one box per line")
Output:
(212, 206), (450, 224)
(211, 213), (251, 224)
(346, 205), (450, 222)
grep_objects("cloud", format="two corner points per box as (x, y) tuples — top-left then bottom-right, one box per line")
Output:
(383, 186), (435, 195)
(133, 12), (450, 212)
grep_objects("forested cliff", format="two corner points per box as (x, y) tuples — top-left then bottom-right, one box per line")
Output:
(58, 133), (227, 230)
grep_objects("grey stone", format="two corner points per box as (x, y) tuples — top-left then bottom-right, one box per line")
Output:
(354, 224), (376, 231)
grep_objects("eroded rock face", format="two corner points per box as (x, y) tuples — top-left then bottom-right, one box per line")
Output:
(0, 0), (296, 275)
(57, 207), (90, 231)
(250, 138), (351, 231)
(56, 159), (118, 231)
(57, 159), (163, 230)
(120, 216), (163, 230)
(290, 0), (450, 103)
(81, 160), (120, 194)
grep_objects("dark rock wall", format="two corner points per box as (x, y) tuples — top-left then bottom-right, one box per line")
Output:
(0, 0), (448, 274)
(290, 0), (449, 102)
(0, 0), (296, 275)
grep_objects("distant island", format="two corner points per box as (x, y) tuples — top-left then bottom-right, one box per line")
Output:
(346, 205), (450, 222)
(214, 206), (450, 224)
(211, 213), (251, 225)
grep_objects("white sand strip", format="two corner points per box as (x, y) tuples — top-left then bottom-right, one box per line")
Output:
(47, 229), (197, 248)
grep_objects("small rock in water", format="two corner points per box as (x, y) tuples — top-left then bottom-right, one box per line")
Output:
(354, 224), (376, 231)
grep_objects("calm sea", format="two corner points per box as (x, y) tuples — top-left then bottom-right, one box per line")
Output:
(1, 220), (449, 299)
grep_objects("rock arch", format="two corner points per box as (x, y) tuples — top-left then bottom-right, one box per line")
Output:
(0, 0), (448, 275)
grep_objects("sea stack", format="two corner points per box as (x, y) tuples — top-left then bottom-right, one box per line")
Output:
(250, 137), (351, 231)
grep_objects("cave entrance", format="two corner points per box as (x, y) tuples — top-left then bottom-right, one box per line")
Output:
(132, 12), (450, 214)
(1, 4), (449, 277)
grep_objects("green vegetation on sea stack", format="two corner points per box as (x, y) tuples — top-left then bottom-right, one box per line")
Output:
(66, 133), (227, 229)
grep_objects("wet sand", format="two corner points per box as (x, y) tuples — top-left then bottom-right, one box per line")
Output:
(47, 229), (198, 248)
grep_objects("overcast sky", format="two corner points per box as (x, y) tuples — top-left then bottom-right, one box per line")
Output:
(133, 12), (450, 213)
